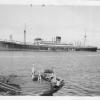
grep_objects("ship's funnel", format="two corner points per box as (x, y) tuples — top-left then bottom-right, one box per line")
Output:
(56, 36), (61, 44)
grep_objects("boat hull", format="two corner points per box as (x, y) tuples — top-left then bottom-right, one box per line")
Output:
(75, 47), (97, 52)
(0, 41), (97, 52)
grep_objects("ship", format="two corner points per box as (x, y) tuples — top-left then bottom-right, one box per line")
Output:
(0, 28), (97, 52)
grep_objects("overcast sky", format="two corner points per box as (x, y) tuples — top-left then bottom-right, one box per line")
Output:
(0, 1), (100, 47)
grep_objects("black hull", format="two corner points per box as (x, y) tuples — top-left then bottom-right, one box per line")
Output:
(0, 41), (97, 52)
(75, 47), (97, 52)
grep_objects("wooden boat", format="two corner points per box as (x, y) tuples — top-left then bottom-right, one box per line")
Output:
(40, 69), (64, 96)
(32, 66), (65, 96)
(41, 69), (64, 86)
(40, 80), (64, 96)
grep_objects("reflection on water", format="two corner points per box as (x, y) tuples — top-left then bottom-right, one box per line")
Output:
(0, 51), (100, 96)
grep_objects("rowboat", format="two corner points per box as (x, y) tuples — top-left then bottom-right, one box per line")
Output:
(40, 69), (64, 96)
(32, 66), (65, 96)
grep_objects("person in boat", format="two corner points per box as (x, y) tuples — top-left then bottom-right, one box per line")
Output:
(32, 64), (41, 81)
(43, 68), (55, 80)
(50, 74), (61, 87)
(38, 71), (41, 82)
(32, 64), (36, 79)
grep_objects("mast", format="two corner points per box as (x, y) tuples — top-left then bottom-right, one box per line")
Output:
(84, 32), (87, 47)
(24, 24), (26, 44)
(52, 37), (53, 44)
(9, 34), (13, 42)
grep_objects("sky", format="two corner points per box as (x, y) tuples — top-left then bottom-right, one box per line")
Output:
(0, 1), (100, 47)
(0, 0), (100, 5)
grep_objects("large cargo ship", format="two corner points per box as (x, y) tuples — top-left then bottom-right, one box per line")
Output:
(0, 38), (97, 52)
(0, 28), (97, 52)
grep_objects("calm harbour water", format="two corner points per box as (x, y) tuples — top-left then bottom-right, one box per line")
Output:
(0, 51), (100, 96)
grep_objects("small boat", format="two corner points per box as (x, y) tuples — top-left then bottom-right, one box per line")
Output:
(32, 64), (41, 81)
(31, 65), (65, 96)
(41, 69), (54, 81)
(32, 74), (38, 81)
(40, 69), (65, 96)
(41, 69), (65, 88)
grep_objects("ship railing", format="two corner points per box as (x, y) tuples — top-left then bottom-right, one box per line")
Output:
(13, 41), (34, 45)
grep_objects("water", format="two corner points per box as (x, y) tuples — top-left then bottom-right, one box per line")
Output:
(0, 51), (100, 96)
